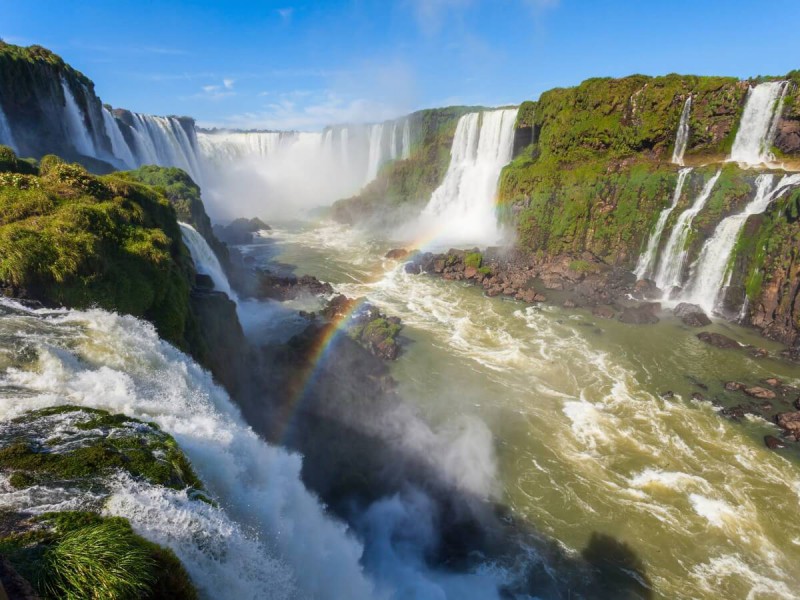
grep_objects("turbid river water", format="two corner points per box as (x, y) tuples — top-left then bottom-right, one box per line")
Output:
(245, 220), (800, 600)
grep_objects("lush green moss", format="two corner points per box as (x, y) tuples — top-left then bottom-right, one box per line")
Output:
(0, 406), (203, 491)
(464, 252), (482, 269)
(0, 511), (197, 600)
(0, 152), (197, 347)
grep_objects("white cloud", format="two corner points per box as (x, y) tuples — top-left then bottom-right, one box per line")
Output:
(410, 0), (474, 35)
(277, 7), (294, 23)
(223, 78), (235, 89)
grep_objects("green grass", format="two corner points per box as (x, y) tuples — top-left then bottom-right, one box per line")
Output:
(0, 512), (197, 600)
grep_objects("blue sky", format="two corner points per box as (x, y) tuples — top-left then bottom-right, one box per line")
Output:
(3, 0), (800, 130)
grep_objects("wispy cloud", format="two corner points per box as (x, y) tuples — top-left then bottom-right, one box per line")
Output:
(223, 78), (235, 89)
(192, 79), (237, 101)
(69, 41), (190, 56)
(409, 0), (474, 36)
(277, 7), (294, 23)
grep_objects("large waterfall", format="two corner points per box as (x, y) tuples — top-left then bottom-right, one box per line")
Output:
(634, 168), (692, 279)
(652, 170), (721, 294)
(61, 78), (97, 158)
(679, 173), (800, 313)
(729, 81), (788, 165)
(179, 222), (235, 299)
(419, 108), (518, 246)
(672, 97), (692, 166)
(0, 299), (377, 600)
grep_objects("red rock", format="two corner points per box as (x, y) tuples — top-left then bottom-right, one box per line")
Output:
(744, 386), (777, 400)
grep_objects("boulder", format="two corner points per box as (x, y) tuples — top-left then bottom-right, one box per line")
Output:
(213, 217), (270, 245)
(673, 303), (711, 327)
(764, 435), (786, 450)
(385, 248), (411, 260)
(763, 377), (782, 387)
(696, 331), (741, 349)
(724, 381), (745, 392)
(744, 386), (777, 400)
(592, 306), (616, 319)
(618, 302), (660, 325)
(776, 411), (800, 434)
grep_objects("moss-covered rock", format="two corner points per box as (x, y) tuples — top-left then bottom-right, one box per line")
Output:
(0, 406), (203, 491)
(0, 151), (198, 349)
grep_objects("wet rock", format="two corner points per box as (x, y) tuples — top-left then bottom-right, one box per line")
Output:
(385, 248), (411, 260)
(563, 298), (577, 308)
(691, 392), (705, 401)
(749, 347), (769, 358)
(256, 272), (334, 301)
(696, 331), (741, 349)
(464, 265), (479, 279)
(673, 303), (711, 327)
(660, 391), (674, 399)
(744, 386), (777, 400)
(213, 217), (270, 245)
(764, 435), (786, 450)
(195, 273), (215, 290)
(618, 302), (660, 325)
(763, 377), (782, 387)
(633, 279), (659, 298)
(724, 381), (745, 392)
(517, 289), (545, 303)
(776, 411), (800, 434)
(592, 306), (615, 319)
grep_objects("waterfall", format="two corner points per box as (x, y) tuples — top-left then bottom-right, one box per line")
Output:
(365, 123), (385, 183)
(389, 122), (398, 160)
(179, 222), (235, 300)
(420, 108), (518, 246)
(652, 170), (721, 294)
(0, 299), (377, 599)
(0, 101), (16, 152)
(634, 168), (692, 279)
(61, 78), (96, 157)
(101, 107), (136, 168)
(340, 127), (350, 169)
(679, 173), (800, 313)
(402, 119), (411, 159)
(197, 130), (284, 162)
(127, 114), (203, 183)
(729, 81), (788, 165)
(672, 97), (692, 166)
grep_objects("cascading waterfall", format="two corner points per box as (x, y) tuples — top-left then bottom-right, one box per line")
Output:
(101, 106), (136, 168)
(179, 222), (235, 300)
(365, 123), (385, 183)
(61, 78), (96, 157)
(0, 100), (16, 152)
(419, 108), (518, 246)
(634, 168), (692, 280)
(0, 300), (377, 600)
(128, 114), (204, 183)
(672, 97), (692, 165)
(389, 122), (398, 160)
(402, 119), (411, 159)
(729, 81), (788, 165)
(652, 170), (721, 294)
(679, 173), (800, 313)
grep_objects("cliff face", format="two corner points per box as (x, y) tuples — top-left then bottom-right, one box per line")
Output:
(0, 43), (114, 170)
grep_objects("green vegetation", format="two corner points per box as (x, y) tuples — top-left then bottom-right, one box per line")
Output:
(331, 107), (483, 225)
(0, 406), (203, 491)
(464, 252), (483, 269)
(0, 148), (198, 347)
(0, 512), (197, 600)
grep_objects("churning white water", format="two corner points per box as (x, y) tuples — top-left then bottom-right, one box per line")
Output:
(729, 81), (788, 166)
(61, 79), (96, 157)
(635, 168), (692, 280)
(652, 170), (721, 294)
(672, 97), (692, 166)
(179, 222), (235, 300)
(418, 108), (518, 246)
(680, 173), (800, 313)
(0, 299), (377, 600)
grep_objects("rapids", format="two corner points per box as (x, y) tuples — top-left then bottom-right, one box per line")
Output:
(249, 220), (800, 600)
